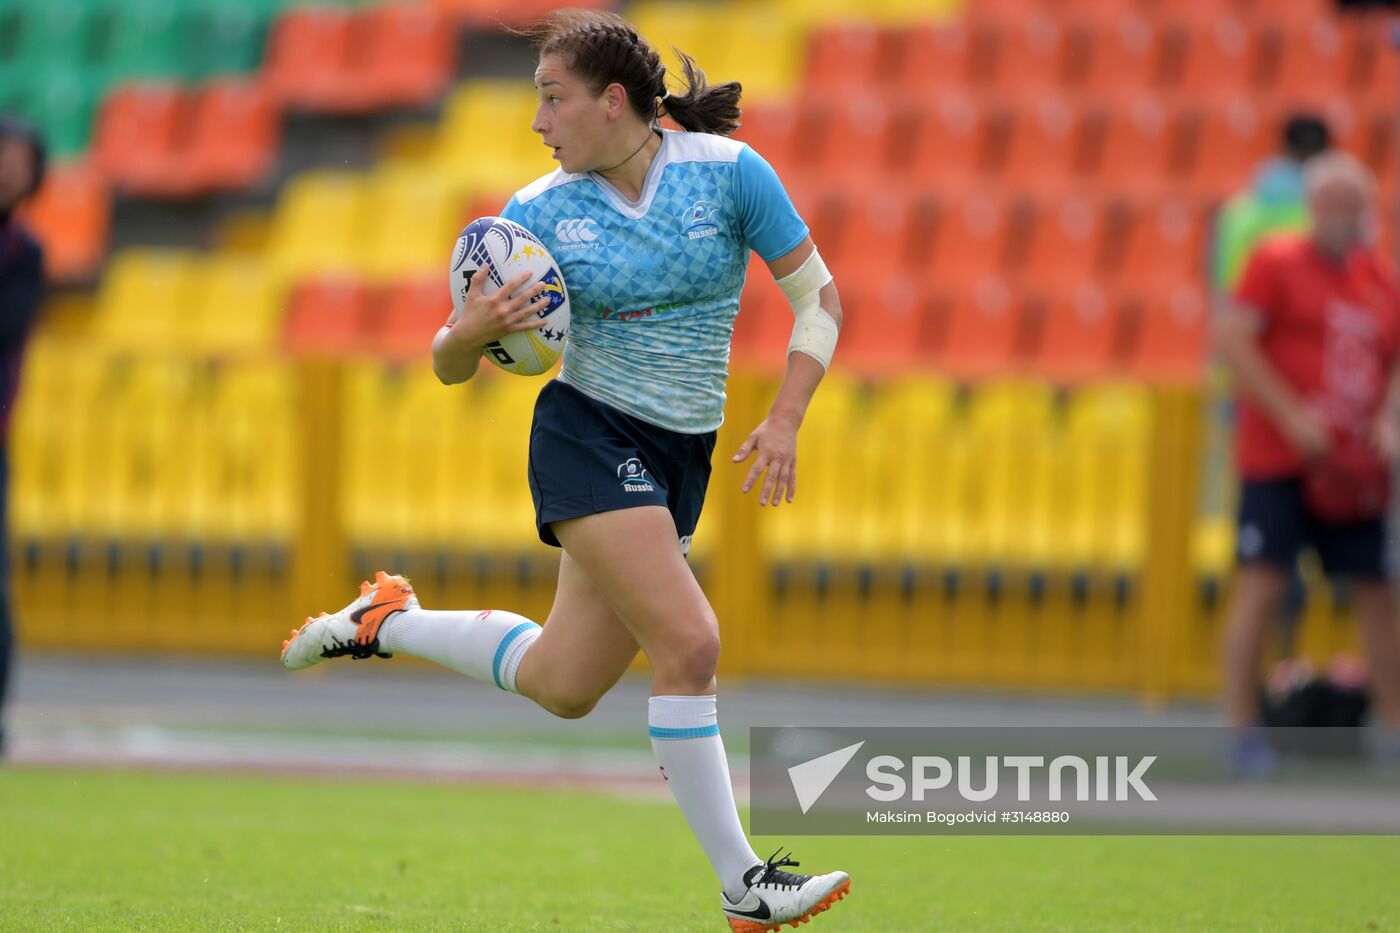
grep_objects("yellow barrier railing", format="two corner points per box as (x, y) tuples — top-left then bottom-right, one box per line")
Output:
(9, 350), (1362, 698)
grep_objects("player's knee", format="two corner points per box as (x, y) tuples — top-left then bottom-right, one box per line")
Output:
(534, 684), (603, 720)
(656, 627), (720, 691)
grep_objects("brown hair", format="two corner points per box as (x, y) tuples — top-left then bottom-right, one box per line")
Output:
(520, 9), (742, 137)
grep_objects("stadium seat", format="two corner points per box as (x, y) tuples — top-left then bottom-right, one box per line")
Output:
(1107, 198), (1205, 292)
(266, 171), (370, 282)
(1180, 99), (1272, 196)
(7, 0), (102, 73)
(732, 104), (803, 179)
(931, 278), (1027, 380)
(378, 276), (450, 361)
(1085, 97), (1182, 195)
(360, 4), (457, 109)
(431, 0), (609, 27)
(903, 92), (999, 185)
(283, 275), (375, 357)
(892, 21), (975, 90)
(184, 79), (279, 193)
(1027, 283), (1123, 383)
(1164, 14), (1268, 96)
(193, 255), (284, 355)
(262, 5), (363, 113)
(1124, 284), (1209, 384)
(964, 380), (1058, 569)
(1061, 383), (1151, 573)
(732, 256), (794, 364)
(101, 0), (190, 82)
(16, 160), (110, 282)
(929, 194), (1019, 286)
(831, 272), (932, 374)
(816, 186), (932, 282)
(430, 81), (550, 194)
(1267, 19), (1349, 103)
(92, 82), (191, 195)
(806, 95), (898, 186)
(995, 96), (1091, 192)
(361, 166), (462, 281)
(93, 249), (198, 352)
(804, 22), (886, 93)
(979, 14), (1073, 90)
(1018, 196), (1110, 290)
(181, 0), (271, 81)
(1074, 13), (1167, 93)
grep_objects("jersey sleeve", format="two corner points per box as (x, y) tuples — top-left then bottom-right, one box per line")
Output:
(733, 145), (809, 262)
(1233, 243), (1283, 328)
(498, 194), (527, 226)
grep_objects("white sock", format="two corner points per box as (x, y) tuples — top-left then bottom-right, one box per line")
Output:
(649, 695), (762, 902)
(379, 609), (540, 694)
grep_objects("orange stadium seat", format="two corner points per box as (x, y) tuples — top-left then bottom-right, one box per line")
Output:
(1075, 13), (1167, 93)
(1124, 284), (1209, 384)
(360, 4), (458, 108)
(1181, 100), (1272, 196)
(979, 14), (1073, 90)
(1267, 19), (1350, 103)
(1165, 14), (1268, 96)
(732, 105), (802, 180)
(1019, 196), (1110, 291)
(995, 96), (1092, 192)
(893, 21), (976, 90)
(1085, 97), (1181, 196)
(377, 276), (450, 361)
(808, 95), (899, 186)
(184, 80), (278, 193)
(733, 257), (792, 364)
(16, 161), (110, 282)
(932, 278), (1027, 380)
(903, 92), (999, 185)
(1359, 21), (1400, 107)
(283, 276), (375, 357)
(931, 194), (1020, 286)
(1027, 283), (1123, 383)
(805, 23), (887, 94)
(833, 272), (931, 373)
(93, 83), (190, 195)
(263, 6), (363, 113)
(1108, 198), (1206, 293)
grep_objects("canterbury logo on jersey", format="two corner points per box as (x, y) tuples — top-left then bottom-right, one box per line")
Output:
(554, 218), (601, 248)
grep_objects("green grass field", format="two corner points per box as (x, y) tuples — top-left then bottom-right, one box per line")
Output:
(3, 767), (1399, 932)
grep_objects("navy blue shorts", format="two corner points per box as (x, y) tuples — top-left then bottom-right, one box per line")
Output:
(527, 379), (717, 554)
(1236, 477), (1393, 581)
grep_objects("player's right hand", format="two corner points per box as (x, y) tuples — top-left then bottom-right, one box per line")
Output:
(446, 263), (550, 349)
(1285, 408), (1331, 462)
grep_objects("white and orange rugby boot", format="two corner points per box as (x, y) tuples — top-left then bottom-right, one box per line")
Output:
(281, 571), (418, 671)
(720, 849), (850, 933)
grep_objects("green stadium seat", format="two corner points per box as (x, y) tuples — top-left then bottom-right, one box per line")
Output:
(181, 0), (270, 81)
(99, 0), (190, 82)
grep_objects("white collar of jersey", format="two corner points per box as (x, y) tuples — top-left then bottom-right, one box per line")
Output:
(587, 129), (670, 220)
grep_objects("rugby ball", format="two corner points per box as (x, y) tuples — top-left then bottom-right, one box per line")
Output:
(450, 216), (570, 376)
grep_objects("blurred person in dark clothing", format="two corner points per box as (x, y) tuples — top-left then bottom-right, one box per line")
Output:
(0, 115), (45, 760)
(1217, 151), (1400, 775)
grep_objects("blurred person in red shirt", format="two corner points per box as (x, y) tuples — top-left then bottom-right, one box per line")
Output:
(1217, 151), (1400, 773)
(0, 115), (44, 762)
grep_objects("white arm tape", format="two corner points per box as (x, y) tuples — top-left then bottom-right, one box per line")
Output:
(777, 249), (838, 370)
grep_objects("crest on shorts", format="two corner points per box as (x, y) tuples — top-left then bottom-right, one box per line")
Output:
(618, 457), (655, 493)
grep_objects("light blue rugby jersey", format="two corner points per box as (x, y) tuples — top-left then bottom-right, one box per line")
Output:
(499, 129), (808, 434)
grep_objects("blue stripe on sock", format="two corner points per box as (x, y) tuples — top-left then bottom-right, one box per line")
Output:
(491, 622), (539, 690)
(649, 724), (721, 740)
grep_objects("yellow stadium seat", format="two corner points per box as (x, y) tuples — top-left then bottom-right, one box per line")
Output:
(361, 164), (463, 281)
(1063, 383), (1153, 574)
(762, 372), (859, 562)
(267, 171), (370, 283)
(206, 361), (299, 542)
(430, 81), (551, 196)
(94, 250), (199, 353)
(706, 6), (801, 101)
(962, 380), (1058, 570)
(192, 255), (285, 355)
(629, 3), (725, 78)
(869, 375), (956, 564)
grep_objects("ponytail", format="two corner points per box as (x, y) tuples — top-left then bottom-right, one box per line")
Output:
(659, 49), (742, 137)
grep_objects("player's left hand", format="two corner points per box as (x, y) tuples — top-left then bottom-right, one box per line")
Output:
(1372, 408), (1400, 464)
(733, 416), (798, 507)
